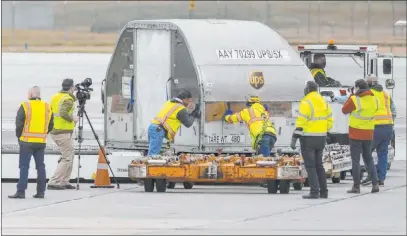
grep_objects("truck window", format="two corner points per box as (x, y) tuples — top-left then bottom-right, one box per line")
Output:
(169, 30), (199, 105)
(319, 54), (365, 86)
(105, 29), (133, 113)
(383, 59), (392, 74)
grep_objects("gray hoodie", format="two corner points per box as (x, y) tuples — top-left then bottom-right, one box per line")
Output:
(370, 84), (397, 120)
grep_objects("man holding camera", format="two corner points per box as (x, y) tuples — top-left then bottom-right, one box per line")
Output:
(147, 90), (200, 156)
(47, 78), (79, 190)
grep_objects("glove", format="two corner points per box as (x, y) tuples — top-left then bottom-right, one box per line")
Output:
(290, 137), (298, 150)
(263, 104), (269, 111)
(224, 109), (233, 117)
(191, 104), (201, 118)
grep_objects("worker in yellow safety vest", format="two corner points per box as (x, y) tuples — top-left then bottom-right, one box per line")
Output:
(361, 75), (397, 186)
(309, 53), (341, 87)
(9, 86), (54, 199)
(47, 78), (79, 190)
(290, 81), (333, 199)
(148, 90), (200, 156)
(224, 96), (277, 157)
(341, 79), (380, 194)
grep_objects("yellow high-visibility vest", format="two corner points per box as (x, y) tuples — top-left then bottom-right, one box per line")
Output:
(225, 103), (276, 149)
(19, 100), (52, 143)
(152, 101), (185, 142)
(349, 95), (378, 130)
(51, 92), (75, 131)
(371, 89), (394, 125)
(294, 91), (334, 136)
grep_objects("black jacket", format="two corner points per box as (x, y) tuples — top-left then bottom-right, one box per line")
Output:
(16, 98), (54, 148)
(310, 63), (329, 86)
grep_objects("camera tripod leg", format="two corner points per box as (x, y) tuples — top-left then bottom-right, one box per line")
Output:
(76, 113), (84, 190)
(84, 110), (120, 189)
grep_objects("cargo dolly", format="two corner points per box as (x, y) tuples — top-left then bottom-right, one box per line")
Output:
(128, 154), (307, 194)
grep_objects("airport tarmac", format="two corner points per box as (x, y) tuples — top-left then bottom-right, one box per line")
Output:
(2, 160), (406, 235)
(1, 53), (407, 235)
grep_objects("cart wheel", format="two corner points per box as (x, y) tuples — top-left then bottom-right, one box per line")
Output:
(293, 182), (303, 190)
(303, 178), (309, 187)
(167, 182), (176, 189)
(144, 179), (155, 192)
(387, 162), (391, 170)
(267, 180), (278, 194)
(332, 177), (341, 184)
(155, 179), (167, 192)
(279, 180), (290, 194)
(340, 171), (346, 180)
(183, 182), (194, 189)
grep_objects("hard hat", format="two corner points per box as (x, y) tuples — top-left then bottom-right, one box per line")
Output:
(246, 95), (260, 103)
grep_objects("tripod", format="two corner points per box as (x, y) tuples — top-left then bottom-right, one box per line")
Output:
(75, 102), (120, 190)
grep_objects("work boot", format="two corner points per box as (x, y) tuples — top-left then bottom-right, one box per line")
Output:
(8, 192), (25, 199)
(302, 192), (320, 199)
(320, 190), (328, 199)
(64, 184), (76, 189)
(371, 184), (380, 193)
(378, 180), (385, 186)
(361, 176), (372, 186)
(346, 185), (360, 194)
(33, 193), (45, 198)
(47, 185), (65, 190)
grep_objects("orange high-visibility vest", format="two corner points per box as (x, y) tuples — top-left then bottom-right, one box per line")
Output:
(371, 89), (394, 125)
(19, 100), (52, 143)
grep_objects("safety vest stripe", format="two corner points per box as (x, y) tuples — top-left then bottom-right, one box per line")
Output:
(153, 103), (183, 139)
(44, 103), (50, 134)
(351, 96), (376, 121)
(23, 102), (32, 142)
(305, 100), (331, 121)
(236, 113), (243, 122)
(375, 92), (392, 121)
(298, 112), (308, 119)
(247, 108), (263, 126)
(21, 132), (47, 138)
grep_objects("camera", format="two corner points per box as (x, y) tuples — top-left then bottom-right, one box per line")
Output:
(75, 78), (93, 103)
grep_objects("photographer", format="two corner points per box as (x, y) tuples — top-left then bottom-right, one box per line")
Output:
(47, 78), (78, 190)
(148, 90), (200, 156)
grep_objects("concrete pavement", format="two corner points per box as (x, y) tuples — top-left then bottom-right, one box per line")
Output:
(2, 161), (406, 235)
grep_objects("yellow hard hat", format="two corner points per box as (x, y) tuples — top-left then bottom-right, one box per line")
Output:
(247, 95), (260, 103)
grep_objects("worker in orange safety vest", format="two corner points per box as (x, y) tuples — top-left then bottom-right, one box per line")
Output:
(9, 86), (54, 199)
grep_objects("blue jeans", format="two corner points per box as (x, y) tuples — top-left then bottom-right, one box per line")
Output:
(147, 124), (165, 156)
(17, 145), (46, 194)
(372, 125), (393, 181)
(257, 134), (277, 157)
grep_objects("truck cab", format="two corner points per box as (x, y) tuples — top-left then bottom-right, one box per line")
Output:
(297, 40), (396, 146)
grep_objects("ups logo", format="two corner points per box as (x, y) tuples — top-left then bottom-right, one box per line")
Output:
(249, 71), (264, 90)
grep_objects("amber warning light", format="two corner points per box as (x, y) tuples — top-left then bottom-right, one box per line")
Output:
(328, 39), (335, 45)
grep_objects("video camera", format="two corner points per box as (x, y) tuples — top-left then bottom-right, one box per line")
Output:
(75, 78), (93, 104)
